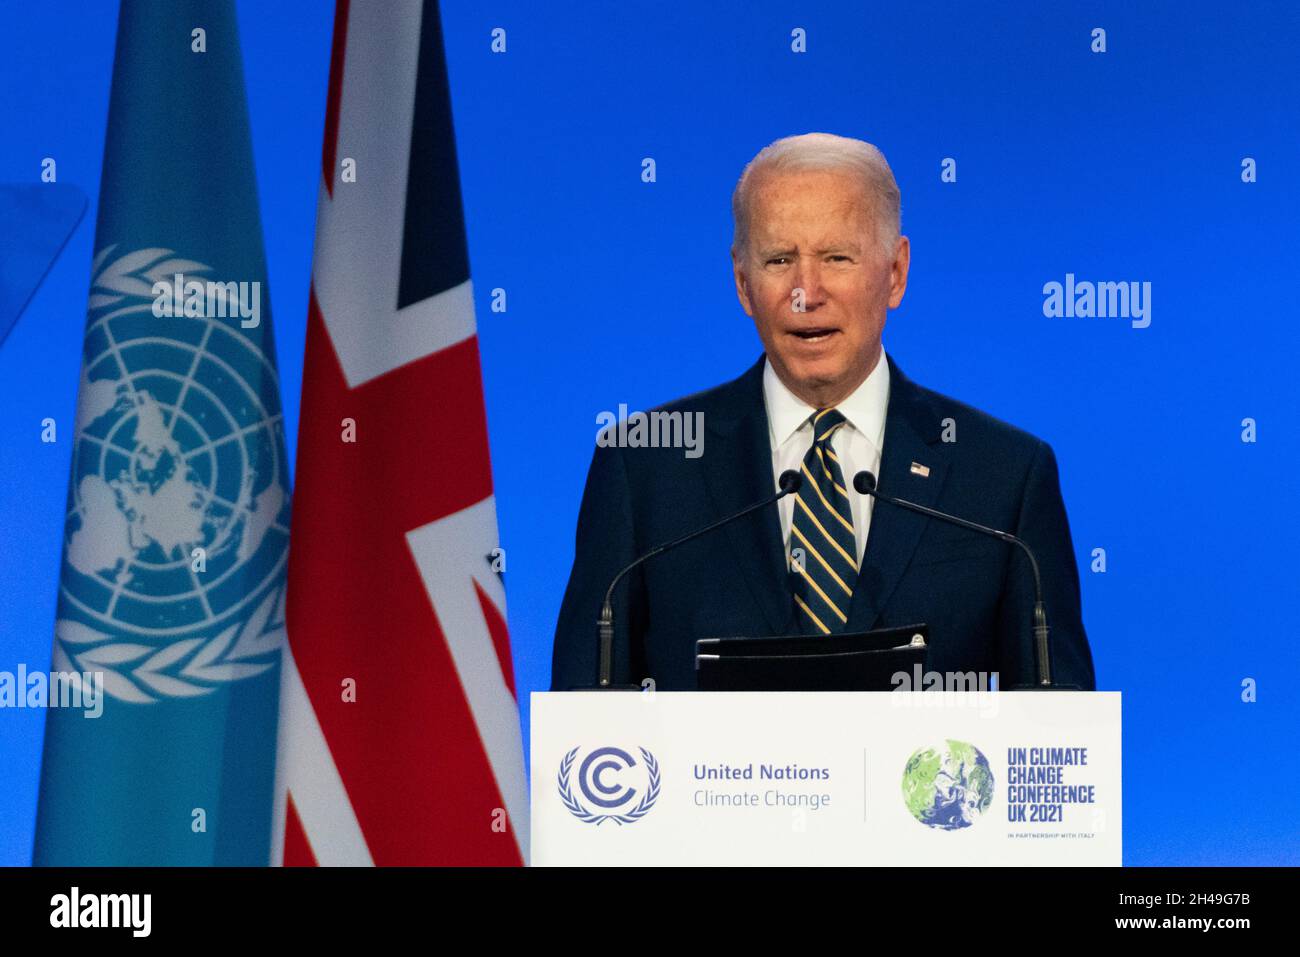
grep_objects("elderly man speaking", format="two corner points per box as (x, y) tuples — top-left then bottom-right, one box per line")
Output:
(551, 132), (1095, 692)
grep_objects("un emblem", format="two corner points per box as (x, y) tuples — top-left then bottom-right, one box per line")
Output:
(557, 746), (661, 825)
(52, 246), (290, 704)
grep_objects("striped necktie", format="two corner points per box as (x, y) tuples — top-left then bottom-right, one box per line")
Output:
(790, 408), (858, 634)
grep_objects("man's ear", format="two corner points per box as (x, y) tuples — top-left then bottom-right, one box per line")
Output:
(732, 250), (755, 317)
(888, 235), (910, 309)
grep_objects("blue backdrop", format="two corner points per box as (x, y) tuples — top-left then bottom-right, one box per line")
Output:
(2, 0), (1296, 866)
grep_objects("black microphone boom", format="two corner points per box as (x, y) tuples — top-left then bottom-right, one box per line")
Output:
(851, 470), (1056, 689)
(595, 470), (803, 689)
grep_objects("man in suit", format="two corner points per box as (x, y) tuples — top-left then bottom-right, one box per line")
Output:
(551, 132), (1095, 692)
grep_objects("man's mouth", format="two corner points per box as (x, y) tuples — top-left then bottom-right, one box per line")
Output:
(789, 327), (839, 343)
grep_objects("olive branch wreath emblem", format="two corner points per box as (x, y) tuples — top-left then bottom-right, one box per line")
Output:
(557, 747), (660, 825)
(53, 586), (283, 704)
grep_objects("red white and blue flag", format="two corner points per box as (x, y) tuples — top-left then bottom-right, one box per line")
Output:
(272, 0), (527, 866)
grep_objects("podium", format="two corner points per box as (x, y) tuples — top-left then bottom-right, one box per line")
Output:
(530, 691), (1121, 866)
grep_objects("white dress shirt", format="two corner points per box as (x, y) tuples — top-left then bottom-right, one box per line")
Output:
(763, 351), (890, 565)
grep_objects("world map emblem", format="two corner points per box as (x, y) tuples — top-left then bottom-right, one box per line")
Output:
(901, 739), (994, 830)
(53, 246), (290, 704)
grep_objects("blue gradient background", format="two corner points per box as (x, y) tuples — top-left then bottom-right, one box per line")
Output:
(2, 1), (1296, 866)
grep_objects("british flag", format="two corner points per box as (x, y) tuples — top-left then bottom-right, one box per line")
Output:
(271, 0), (527, 866)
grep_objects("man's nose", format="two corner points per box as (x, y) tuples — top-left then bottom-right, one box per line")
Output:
(791, 257), (825, 310)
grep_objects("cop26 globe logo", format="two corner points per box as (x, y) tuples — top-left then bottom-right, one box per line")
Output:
(901, 740), (994, 830)
(558, 746), (661, 825)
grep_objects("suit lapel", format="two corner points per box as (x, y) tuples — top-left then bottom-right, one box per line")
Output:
(704, 356), (794, 636)
(845, 354), (950, 632)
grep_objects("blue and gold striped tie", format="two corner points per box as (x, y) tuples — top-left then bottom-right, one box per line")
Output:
(790, 408), (857, 634)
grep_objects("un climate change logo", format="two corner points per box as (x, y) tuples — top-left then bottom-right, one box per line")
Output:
(558, 746), (660, 825)
(53, 247), (289, 704)
(902, 740), (994, 830)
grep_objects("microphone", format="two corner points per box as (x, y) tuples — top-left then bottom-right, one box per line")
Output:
(595, 469), (804, 688)
(851, 470), (1056, 689)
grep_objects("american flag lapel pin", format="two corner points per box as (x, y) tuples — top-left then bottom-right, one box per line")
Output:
(909, 461), (931, 478)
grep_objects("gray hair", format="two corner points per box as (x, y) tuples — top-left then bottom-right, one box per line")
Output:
(731, 132), (901, 260)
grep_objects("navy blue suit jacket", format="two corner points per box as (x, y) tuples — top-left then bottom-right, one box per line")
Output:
(550, 353), (1095, 691)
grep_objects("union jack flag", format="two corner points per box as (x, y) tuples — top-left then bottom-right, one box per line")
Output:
(272, 0), (527, 866)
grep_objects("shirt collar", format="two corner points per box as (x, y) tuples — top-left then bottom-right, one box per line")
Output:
(763, 350), (891, 450)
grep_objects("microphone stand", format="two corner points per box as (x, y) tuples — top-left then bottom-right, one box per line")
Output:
(594, 471), (803, 689)
(853, 471), (1061, 689)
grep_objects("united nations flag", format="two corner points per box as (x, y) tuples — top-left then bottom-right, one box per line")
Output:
(33, 1), (289, 865)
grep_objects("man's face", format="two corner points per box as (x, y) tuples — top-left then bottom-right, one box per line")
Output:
(732, 168), (909, 409)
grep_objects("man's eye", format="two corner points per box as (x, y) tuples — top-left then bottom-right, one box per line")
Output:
(766, 258), (788, 265)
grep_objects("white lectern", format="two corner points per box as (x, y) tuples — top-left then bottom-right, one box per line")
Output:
(531, 691), (1120, 866)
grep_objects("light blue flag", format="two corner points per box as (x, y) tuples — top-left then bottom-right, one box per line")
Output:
(33, 0), (290, 865)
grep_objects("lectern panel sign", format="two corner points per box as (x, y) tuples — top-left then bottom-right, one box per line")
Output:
(531, 692), (1121, 866)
